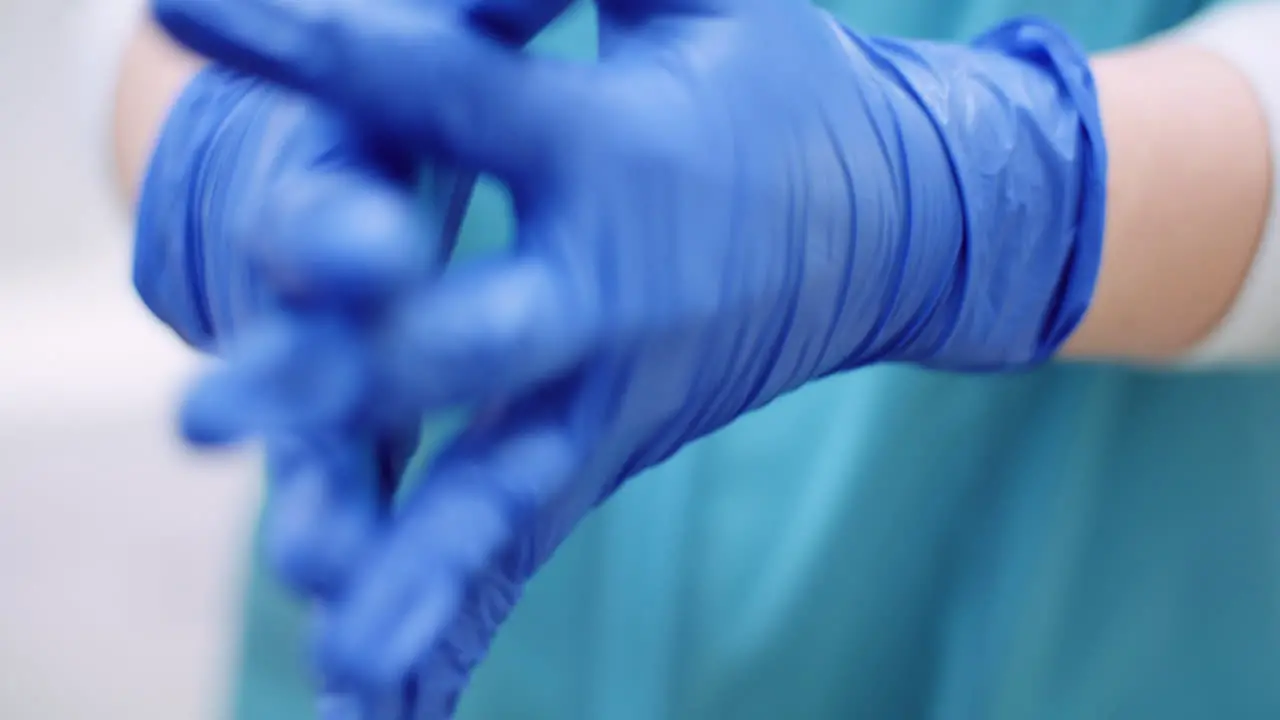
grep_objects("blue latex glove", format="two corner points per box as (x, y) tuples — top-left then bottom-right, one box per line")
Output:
(135, 65), (440, 716)
(134, 62), (436, 583)
(136, 1), (569, 714)
(155, 0), (1107, 711)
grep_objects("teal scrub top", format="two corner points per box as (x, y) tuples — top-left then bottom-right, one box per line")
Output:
(235, 1), (1280, 718)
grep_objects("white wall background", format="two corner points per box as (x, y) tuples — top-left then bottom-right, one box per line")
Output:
(0, 3), (260, 718)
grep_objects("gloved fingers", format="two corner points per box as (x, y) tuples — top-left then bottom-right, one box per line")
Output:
(398, 568), (524, 719)
(374, 257), (597, 415)
(317, 407), (580, 689)
(264, 426), (422, 713)
(180, 315), (367, 446)
(253, 167), (436, 305)
(261, 432), (395, 600)
(152, 0), (587, 182)
(315, 639), (414, 720)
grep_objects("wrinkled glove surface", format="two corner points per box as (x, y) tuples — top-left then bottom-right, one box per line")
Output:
(153, 0), (1107, 715)
(134, 1), (568, 714)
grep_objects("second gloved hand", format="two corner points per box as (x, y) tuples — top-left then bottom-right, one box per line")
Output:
(138, 0), (573, 714)
(134, 63), (446, 718)
(156, 0), (1108, 711)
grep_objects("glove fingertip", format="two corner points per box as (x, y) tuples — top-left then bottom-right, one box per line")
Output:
(320, 573), (463, 693)
(258, 175), (432, 302)
(179, 372), (254, 447)
(263, 480), (379, 598)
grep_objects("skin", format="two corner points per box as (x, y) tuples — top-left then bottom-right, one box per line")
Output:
(1066, 42), (1272, 360)
(113, 17), (1272, 362)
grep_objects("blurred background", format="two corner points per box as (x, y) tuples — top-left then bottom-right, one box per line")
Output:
(0, 2), (260, 717)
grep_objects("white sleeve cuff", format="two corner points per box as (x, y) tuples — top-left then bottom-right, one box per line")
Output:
(1176, 1), (1280, 365)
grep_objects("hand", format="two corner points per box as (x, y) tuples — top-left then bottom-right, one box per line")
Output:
(133, 60), (445, 579)
(155, 0), (1107, 711)
(134, 67), (440, 716)
(137, 0), (571, 712)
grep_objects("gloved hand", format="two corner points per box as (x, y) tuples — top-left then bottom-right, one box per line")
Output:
(135, 60), (435, 575)
(154, 0), (1108, 711)
(136, 0), (570, 715)
(135, 63), (441, 717)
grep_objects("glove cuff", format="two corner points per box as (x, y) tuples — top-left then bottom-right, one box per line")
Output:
(857, 19), (1108, 370)
(132, 66), (272, 352)
(964, 18), (1108, 368)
